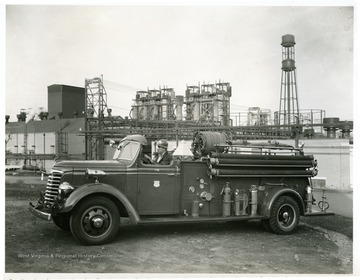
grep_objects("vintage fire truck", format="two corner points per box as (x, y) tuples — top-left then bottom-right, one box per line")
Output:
(29, 131), (333, 245)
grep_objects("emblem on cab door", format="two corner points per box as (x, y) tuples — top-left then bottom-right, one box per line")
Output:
(154, 180), (160, 188)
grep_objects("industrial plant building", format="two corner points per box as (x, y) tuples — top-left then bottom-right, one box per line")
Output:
(5, 85), (86, 172)
(5, 35), (353, 190)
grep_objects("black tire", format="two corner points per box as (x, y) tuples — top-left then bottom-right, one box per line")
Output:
(52, 214), (71, 231)
(268, 196), (300, 235)
(70, 196), (120, 245)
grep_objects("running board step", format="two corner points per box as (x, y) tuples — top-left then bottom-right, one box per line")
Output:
(138, 214), (268, 225)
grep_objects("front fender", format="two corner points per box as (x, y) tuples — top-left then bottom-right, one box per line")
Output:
(258, 186), (305, 217)
(60, 183), (140, 224)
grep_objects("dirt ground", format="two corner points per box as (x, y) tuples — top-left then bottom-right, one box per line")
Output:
(5, 175), (353, 276)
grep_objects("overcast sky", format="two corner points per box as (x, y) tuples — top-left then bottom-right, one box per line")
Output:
(4, 2), (355, 122)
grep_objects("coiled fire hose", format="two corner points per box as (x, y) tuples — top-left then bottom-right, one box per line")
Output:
(192, 131), (228, 157)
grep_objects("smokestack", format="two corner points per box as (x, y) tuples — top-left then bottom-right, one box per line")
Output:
(17, 112), (26, 122)
(43, 112), (48, 120)
(39, 111), (49, 120)
(5, 115), (10, 124)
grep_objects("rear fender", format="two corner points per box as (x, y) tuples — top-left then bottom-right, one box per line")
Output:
(60, 183), (140, 224)
(258, 186), (305, 218)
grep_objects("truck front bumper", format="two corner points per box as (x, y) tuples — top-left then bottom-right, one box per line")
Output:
(28, 202), (52, 221)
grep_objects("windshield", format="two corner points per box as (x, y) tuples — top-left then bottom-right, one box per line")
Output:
(113, 141), (140, 161)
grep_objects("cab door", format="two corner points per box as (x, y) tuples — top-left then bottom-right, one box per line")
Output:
(137, 162), (178, 215)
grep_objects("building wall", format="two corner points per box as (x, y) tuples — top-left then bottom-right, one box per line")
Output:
(48, 85), (85, 119)
(300, 139), (352, 190)
(6, 132), (56, 154)
(5, 118), (86, 172)
(48, 85), (63, 119)
(62, 88), (85, 118)
(68, 133), (85, 155)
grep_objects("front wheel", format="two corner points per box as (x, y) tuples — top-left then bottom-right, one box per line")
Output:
(267, 196), (300, 235)
(70, 196), (120, 245)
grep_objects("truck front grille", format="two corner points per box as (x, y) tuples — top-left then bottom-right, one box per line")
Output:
(44, 171), (63, 207)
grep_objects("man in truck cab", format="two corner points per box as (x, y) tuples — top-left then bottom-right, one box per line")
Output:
(152, 139), (173, 165)
(141, 139), (173, 165)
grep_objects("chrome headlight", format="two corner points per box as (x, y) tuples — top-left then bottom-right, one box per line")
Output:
(58, 182), (74, 197)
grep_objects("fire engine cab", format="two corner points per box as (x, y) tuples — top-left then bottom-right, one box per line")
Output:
(29, 131), (334, 245)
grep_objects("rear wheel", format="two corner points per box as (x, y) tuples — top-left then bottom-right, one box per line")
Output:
(70, 196), (120, 245)
(268, 196), (300, 235)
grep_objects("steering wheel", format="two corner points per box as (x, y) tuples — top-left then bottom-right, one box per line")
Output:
(142, 154), (153, 164)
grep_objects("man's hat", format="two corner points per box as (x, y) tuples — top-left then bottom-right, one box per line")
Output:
(157, 139), (168, 149)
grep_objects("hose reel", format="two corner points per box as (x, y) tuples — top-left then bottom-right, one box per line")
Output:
(192, 131), (228, 158)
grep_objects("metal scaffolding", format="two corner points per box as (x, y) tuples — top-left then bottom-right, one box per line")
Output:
(85, 75), (109, 160)
(131, 86), (180, 122)
(185, 81), (231, 126)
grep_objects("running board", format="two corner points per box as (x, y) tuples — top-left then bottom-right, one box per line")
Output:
(138, 214), (267, 225)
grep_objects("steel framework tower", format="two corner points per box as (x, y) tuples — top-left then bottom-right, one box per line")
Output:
(184, 81), (231, 126)
(131, 87), (179, 121)
(277, 34), (300, 126)
(85, 75), (109, 160)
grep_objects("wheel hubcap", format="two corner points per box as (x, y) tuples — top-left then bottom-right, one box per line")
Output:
(92, 217), (104, 228)
(278, 204), (295, 228)
(282, 211), (289, 220)
(81, 207), (111, 237)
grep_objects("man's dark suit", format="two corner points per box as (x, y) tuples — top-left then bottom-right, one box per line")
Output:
(153, 151), (173, 165)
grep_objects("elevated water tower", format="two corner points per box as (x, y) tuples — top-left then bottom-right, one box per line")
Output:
(277, 34), (300, 126)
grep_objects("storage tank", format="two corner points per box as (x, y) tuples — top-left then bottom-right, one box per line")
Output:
(175, 96), (184, 121)
(193, 102), (200, 121)
(281, 59), (296, 72)
(131, 105), (138, 120)
(323, 117), (340, 138)
(339, 121), (353, 138)
(281, 34), (296, 47)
